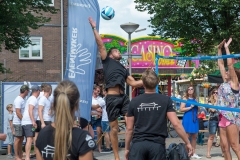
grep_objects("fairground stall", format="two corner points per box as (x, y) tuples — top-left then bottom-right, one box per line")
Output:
(95, 34), (200, 98)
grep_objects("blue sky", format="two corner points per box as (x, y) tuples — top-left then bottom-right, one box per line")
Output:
(98, 0), (153, 39)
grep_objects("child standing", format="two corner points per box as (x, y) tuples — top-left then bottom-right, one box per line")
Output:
(6, 104), (14, 158)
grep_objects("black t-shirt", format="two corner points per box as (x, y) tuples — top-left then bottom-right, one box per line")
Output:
(102, 56), (129, 91)
(36, 125), (96, 160)
(127, 93), (175, 144)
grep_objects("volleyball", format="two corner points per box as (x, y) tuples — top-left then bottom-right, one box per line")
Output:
(101, 6), (115, 20)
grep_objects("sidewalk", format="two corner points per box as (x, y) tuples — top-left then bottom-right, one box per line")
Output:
(0, 136), (238, 160)
(94, 136), (238, 160)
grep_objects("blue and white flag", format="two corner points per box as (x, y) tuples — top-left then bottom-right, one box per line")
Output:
(65, 0), (100, 121)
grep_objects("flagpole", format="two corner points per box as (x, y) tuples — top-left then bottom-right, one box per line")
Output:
(61, 0), (64, 80)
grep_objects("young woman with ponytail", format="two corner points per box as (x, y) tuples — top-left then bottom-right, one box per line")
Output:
(36, 80), (96, 160)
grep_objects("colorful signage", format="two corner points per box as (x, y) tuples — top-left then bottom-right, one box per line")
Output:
(101, 34), (199, 69)
(130, 37), (179, 67)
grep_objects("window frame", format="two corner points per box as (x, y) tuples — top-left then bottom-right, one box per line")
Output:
(19, 37), (43, 60)
(49, 0), (54, 6)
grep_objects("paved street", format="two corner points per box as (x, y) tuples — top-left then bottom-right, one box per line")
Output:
(0, 135), (238, 160)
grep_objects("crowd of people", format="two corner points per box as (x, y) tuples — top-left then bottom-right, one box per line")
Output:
(179, 38), (240, 160)
(2, 17), (240, 160)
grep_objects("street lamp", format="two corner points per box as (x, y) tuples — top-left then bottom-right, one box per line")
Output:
(120, 22), (139, 100)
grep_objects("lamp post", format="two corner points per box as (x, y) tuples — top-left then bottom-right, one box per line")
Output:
(120, 22), (139, 100)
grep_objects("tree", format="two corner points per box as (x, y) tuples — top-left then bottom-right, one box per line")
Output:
(135, 0), (240, 77)
(0, 0), (58, 53)
(0, 63), (12, 81)
(134, 0), (240, 55)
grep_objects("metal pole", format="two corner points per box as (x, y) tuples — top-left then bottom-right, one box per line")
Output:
(196, 84), (200, 102)
(204, 88), (207, 104)
(172, 81), (175, 97)
(4, 59), (6, 78)
(155, 53), (159, 93)
(128, 33), (132, 100)
(61, 0), (64, 80)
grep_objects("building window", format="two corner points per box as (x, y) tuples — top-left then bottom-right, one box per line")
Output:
(19, 37), (42, 60)
(49, 0), (54, 6)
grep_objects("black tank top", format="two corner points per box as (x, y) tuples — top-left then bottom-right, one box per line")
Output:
(102, 56), (129, 91)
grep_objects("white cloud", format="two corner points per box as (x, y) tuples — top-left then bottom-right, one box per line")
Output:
(98, 0), (152, 39)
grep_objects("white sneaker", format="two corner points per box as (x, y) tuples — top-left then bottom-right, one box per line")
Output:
(191, 153), (202, 159)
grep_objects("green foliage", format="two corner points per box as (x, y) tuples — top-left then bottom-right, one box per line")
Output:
(0, 63), (11, 74)
(194, 60), (218, 76)
(134, 0), (240, 55)
(104, 40), (127, 54)
(0, 62), (12, 81)
(0, 0), (58, 52)
(134, 0), (239, 77)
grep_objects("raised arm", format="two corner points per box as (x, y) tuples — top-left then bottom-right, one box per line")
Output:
(88, 17), (107, 60)
(224, 38), (239, 90)
(218, 39), (227, 82)
(126, 76), (143, 88)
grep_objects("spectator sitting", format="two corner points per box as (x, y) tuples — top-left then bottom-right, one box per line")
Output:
(198, 108), (209, 129)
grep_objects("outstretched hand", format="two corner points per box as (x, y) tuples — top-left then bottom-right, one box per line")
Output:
(88, 17), (96, 28)
(218, 39), (226, 49)
(224, 38), (232, 48)
(186, 143), (193, 157)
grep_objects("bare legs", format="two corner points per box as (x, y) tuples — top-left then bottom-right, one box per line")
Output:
(187, 133), (197, 154)
(97, 126), (102, 152)
(220, 124), (240, 160)
(220, 127), (232, 160)
(104, 132), (111, 149)
(14, 136), (24, 160)
(110, 120), (119, 160)
(25, 137), (33, 160)
(206, 134), (215, 157)
(226, 124), (240, 158)
(7, 144), (12, 155)
(33, 132), (39, 156)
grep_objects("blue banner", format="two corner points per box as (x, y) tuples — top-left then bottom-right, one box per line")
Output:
(156, 53), (240, 60)
(171, 97), (240, 112)
(65, 0), (100, 121)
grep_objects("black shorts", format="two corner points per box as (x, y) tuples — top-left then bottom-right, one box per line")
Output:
(35, 120), (51, 132)
(128, 141), (166, 160)
(106, 94), (129, 122)
(22, 125), (35, 137)
(91, 117), (102, 128)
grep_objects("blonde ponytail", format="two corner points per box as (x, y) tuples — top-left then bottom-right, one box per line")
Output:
(53, 81), (80, 160)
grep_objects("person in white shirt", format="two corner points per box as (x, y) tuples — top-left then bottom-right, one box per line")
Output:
(13, 85), (29, 160)
(101, 87), (112, 153)
(34, 83), (53, 154)
(38, 84), (52, 130)
(91, 85), (105, 152)
(21, 85), (40, 160)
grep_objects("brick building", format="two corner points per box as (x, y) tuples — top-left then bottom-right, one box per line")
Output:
(0, 0), (68, 82)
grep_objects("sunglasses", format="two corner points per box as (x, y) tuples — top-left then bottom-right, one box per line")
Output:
(188, 88), (194, 91)
(213, 92), (218, 94)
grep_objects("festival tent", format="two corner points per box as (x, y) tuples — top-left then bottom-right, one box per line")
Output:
(208, 62), (240, 83)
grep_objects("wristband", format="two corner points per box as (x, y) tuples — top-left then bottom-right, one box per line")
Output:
(92, 27), (96, 30)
